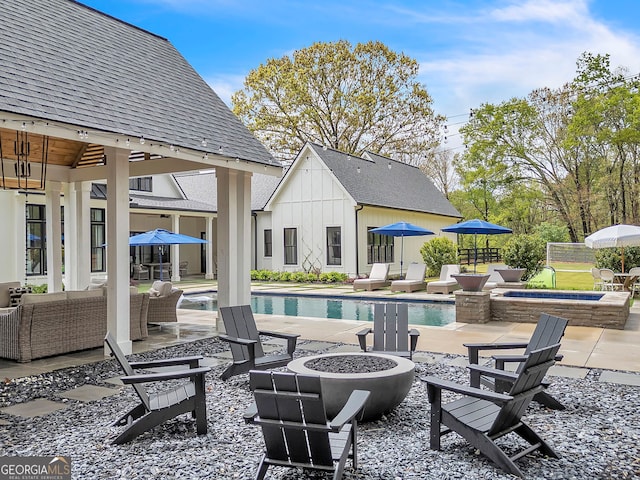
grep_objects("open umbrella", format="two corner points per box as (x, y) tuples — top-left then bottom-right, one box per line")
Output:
(441, 219), (512, 272)
(584, 224), (640, 273)
(369, 222), (434, 277)
(128, 229), (207, 280)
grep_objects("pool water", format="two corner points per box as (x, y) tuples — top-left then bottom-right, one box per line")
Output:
(179, 293), (454, 327)
(503, 291), (604, 301)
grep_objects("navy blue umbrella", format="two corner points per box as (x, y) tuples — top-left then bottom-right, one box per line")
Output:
(441, 219), (512, 272)
(369, 222), (434, 276)
(129, 229), (207, 280)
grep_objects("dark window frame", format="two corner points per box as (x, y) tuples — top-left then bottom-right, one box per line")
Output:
(90, 208), (106, 272)
(284, 227), (297, 265)
(367, 227), (394, 264)
(326, 226), (341, 266)
(264, 229), (272, 257)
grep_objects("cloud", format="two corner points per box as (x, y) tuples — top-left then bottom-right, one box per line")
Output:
(204, 74), (246, 107)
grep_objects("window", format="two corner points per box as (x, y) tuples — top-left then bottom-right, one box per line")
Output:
(129, 176), (152, 192)
(367, 227), (394, 264)
(264, 229), (272, 257)
(326, 227), (341, 265)
(284, 228), (297, 265)
(91, 208), (106, 272)
(26, 204), (46, 276)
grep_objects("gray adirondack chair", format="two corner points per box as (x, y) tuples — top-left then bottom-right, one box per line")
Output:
(244, 370), (370, 480)
(356, 303), (420, 359)
(423, 343), (562, 478)
(104, 332), (210, 444)
(218, 305), (299, 380)
(464, 312), (568, 410)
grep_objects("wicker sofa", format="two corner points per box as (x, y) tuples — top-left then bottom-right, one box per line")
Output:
(0, 290), (149, 362)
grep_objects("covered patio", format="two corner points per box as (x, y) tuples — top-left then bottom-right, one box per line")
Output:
(0, 0), (281, 354)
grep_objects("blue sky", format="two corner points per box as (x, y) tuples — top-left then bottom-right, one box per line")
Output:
(82, 0), (640, 138)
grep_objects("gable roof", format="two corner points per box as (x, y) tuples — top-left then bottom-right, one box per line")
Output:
(173, 172), (282, 211)
(0, 0), (275, 166)
(307, 143), (461, 218)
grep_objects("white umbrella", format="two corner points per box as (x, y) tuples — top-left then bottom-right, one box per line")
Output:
(584, 224), (640, 272)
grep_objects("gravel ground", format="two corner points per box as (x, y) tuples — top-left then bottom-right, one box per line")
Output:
(1, 337), (639, 479)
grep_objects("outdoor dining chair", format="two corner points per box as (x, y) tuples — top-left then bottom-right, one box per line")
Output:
(599, 268), (623, 291)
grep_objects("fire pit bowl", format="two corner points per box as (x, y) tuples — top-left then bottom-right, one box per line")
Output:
(451, 274), (491, 292)
(287, 352), (415, 421)
(496, 268), (526, 282)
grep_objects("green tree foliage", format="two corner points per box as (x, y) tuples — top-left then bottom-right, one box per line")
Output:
(594, 247), (640, 272)
(502, 234), (546, 280)
(232, 40), (444, 163)
(420, 237), (458, 277)
(533, 222), (571, 243)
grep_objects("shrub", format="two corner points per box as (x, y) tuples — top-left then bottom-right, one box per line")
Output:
(502, 234), (546, 280)
(595, 246), (640, 271)
(319, 272), (348, 283)
(420, 237), (459, 277)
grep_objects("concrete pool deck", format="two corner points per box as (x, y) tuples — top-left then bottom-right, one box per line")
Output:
(1, 280), (639, 383)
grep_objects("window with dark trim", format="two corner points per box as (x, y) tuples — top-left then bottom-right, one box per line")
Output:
(26, 204), (45, 276)
(367, 227), (394, 264)
(264, 229), (272, 257)
(91, 208), (106, 272)
(284, 228), (297, 265)
(326, 227), (341, 265)
(129, 176), (152, 192)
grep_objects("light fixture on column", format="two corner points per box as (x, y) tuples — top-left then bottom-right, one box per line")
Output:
(0, 130), (49, 190)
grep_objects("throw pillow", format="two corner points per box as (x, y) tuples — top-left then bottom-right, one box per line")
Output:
(8, 286), (32, 307)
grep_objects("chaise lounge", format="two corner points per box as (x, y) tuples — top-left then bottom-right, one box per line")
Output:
(353, 263), (390, 291)
(390, 263), (427, 292)
(426, 264), (460, 294)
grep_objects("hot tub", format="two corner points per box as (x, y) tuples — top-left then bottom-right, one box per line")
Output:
(490, 288), (630, 329)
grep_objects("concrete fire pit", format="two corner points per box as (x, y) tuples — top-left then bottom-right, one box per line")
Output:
(287, 352), (415, 421)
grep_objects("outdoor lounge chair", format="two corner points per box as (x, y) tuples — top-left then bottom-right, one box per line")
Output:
(426, 264), (460, 294)
(464, 312), (568, 410)
(390, 262), (427, 292)
(353, 263), (390, 291)
(356, 303), (420, 359)
(218, 305), (300, 380)
(422, 343), (562, 478)
(482, 263), (507, 290)
(104, 332), (210, 444)
(244, 370), (370, 480)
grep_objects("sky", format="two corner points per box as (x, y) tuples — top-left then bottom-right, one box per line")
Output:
(80, 0), (640, 149)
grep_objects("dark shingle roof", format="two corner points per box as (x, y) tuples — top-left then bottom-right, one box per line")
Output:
(309, 143), (460, 218)
(173, 172), (282, 211)
(0, 0), (275, 165)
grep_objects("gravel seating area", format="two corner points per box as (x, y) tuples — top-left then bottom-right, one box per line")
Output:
(1, 337), (639, 479)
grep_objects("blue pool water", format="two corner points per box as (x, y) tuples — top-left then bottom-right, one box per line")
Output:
(503, 291), (604, 301)
(179, 292), (455, 327)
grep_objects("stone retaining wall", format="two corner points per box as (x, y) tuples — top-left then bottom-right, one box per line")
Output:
(489, 289), (630, 329)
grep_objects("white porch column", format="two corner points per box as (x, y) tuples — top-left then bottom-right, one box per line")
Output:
(204, 215), (215, 280)
(45, 182), (63, 292)
(105, 146), (131, 354)
(216, 168), (251, 327)
(171, 214), (181, 282)
(63, 181), (91, 290)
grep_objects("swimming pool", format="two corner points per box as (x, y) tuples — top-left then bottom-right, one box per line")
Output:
(179, 292), (455, 327)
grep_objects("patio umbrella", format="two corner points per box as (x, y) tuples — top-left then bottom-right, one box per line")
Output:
(128, 229), (207, 280)
(584, 224), (640, 273)
(441, 219), (512, 272)
(369, 222), (434, 277)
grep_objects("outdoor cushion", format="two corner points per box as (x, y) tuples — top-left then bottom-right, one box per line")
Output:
(21, 292), (67, 304)
(67, 289), (104, 300)
(0, 282), (21, 307)
(8, 286), (32, 307)
(149, 281), (173, 297)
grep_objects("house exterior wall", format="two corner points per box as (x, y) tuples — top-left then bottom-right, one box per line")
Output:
(357, 206), (460, 277)
(254, 211), (273, 271)
(268, 153), (357, 275)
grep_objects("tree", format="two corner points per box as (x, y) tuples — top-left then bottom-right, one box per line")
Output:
(420, 149), (458, 198)
(232, 40), (444, 163)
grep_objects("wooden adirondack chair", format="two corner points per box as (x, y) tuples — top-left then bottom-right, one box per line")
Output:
(104, 332), (210, 444)
(218, 305), (300, 380)
(356, 303), (420, 359)
(244, 370), (370, 480)
(464, 312), (568, 410)
(423, 343), (562, 478)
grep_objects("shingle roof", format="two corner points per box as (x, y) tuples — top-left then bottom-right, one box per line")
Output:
(173, 172), (282, 211)
(0, 0), (275, 165)
(309, 143), (461, 218)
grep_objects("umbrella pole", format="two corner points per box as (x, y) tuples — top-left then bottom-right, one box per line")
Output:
(400, 236), (404, 277)
(473, 233), (477, 273)
(622, 246), (625, 273)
